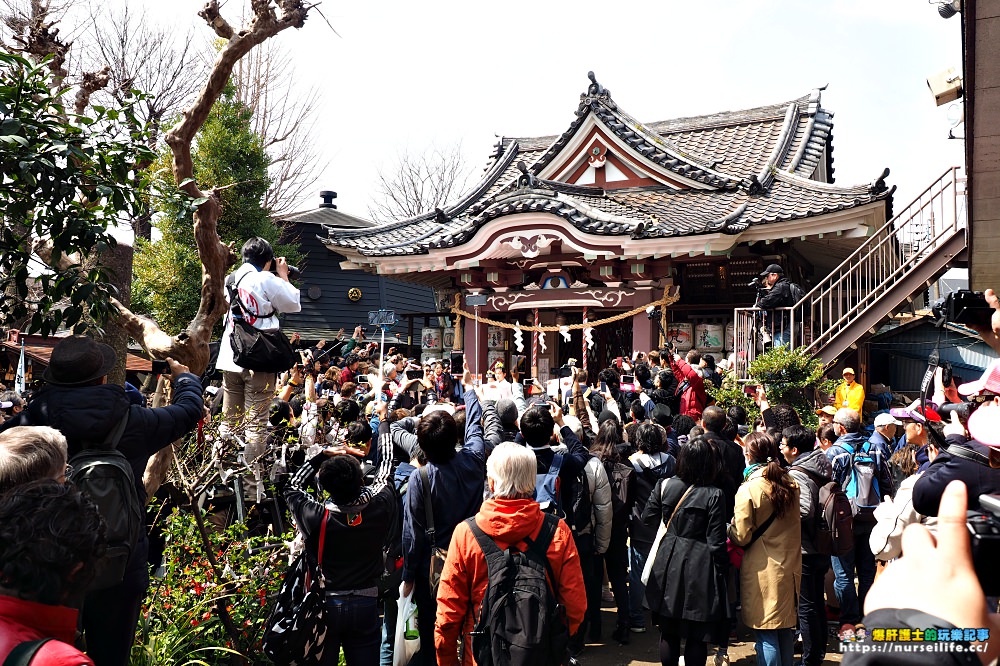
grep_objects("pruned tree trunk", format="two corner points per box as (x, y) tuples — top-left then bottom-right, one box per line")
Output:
(109, 0), (312, 501)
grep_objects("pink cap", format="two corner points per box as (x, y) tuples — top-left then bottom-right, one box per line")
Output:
(958, 360), (1000, 396)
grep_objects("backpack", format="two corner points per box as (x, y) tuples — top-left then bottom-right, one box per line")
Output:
(68, 413), (143, 591)
(534, 453), (565, 517)
(792, 465), (854, 556)
(842, 442), (884, 522)
(467, 513), (570, 666)
(567, 458), (597, 540)
(788, 281), (806, 305)
(377, 471), (406, 602)
(605, 461), (633, 524)
(2, 639), (54, 666)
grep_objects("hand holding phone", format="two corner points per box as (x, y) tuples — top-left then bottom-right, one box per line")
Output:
(151, 359), (170, 375)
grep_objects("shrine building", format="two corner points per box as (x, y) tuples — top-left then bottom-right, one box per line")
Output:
(325, 73), (893, 380)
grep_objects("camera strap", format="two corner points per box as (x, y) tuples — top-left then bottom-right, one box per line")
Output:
(920, 329), (950, 451)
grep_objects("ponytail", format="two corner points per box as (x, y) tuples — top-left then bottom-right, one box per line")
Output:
(743, 431), (796, 518)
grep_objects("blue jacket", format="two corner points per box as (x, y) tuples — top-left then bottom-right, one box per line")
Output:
(401, 389), (486, 583)
(826, 431), (895, 505)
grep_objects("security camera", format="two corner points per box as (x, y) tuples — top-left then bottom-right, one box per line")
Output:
(927, 67), (963, 106)
(937, 0), (961, 18)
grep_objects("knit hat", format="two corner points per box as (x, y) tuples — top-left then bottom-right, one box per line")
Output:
(496, 398), (518, 428)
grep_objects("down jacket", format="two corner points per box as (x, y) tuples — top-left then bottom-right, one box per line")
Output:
(579, 455), (613, 554)
(434, 498), (587, 666)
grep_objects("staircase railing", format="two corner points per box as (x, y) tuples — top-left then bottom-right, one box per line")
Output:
(733, 166), (966, 378)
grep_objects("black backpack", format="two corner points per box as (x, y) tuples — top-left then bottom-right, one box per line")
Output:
(467, 513), (570, 666)
(792, 465), (854, 557)
(567, 459), (595, 539)
(2, 639), (54, 666)
(605, 461), (633, 524)
(68, 413), (143, 591)
(788, 281), (806, 305)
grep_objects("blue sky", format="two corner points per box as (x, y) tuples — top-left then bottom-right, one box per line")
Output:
(125, 0), (965, 220)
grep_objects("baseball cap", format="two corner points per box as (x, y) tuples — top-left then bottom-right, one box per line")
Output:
(958, 359), (1000, 396)
(759, 263), (784, 277)
(889, 399), (942, 423)
(968, 401), (1000, 447)
(815, 405), (837, 417)
(873, 413), (903, 427)
(842, 367), (855, 376)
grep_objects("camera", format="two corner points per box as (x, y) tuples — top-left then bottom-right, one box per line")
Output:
(748, 277), (763, 289)
(932, 289), (993, 328)
(970, 494), (1000, 595)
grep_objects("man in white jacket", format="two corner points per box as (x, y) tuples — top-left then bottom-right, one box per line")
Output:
(217, 237), (301, 494)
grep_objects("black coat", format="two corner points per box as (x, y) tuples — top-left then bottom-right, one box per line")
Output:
(912, 435), (1000, 515)
(702, 430), (743, 521)
(642, 477), (729, 623)
(0, 374), (204, 503)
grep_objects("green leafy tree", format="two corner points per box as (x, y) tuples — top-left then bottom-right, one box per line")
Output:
(0, 51), (154, 335)
(709, 347), (837, 428)
(133, 86), (298, 334)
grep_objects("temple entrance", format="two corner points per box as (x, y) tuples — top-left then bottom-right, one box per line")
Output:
(590, 313), (632, 382)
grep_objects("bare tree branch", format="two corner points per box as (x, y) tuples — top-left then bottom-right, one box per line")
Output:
(131, 0), (312, 507)
(369, 143), (475, 224)
(230, 39), (327, 215)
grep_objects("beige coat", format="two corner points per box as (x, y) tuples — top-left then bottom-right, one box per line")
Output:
(728, 467), (802, 630)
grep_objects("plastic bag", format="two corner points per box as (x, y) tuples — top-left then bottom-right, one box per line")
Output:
(393, 583), (420, 666)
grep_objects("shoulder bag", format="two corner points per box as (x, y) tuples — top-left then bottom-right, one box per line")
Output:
(420, 467), (450, 597)
(641, 481), (695, 585)
(263, 510), (330, 665)
(227, 272), (297, 374)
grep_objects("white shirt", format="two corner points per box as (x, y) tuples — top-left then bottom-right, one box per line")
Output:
(216, 263), (302, 373)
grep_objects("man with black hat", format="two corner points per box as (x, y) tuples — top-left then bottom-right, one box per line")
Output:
(755, 263), (795, 346)
(0, 335), (204, 666)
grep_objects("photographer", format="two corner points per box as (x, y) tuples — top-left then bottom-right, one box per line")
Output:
(847, 481), (1000, 665)
(218, 237), (301, 484)
(911, 289), (1000, 517)
(754, 263), (795, 346)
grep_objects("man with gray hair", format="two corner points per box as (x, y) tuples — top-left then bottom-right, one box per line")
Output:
(0, 426), (69, 494)
(434, 442), (586, 666)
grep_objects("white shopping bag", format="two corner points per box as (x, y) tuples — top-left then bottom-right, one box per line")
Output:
(393, 583), (421, 666)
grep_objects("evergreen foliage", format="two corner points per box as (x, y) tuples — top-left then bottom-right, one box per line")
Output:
(133, 84), (299, 334)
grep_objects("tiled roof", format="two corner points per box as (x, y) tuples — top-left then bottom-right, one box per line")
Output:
(325, 75), (888, 258)
(280, 206), (375, 228)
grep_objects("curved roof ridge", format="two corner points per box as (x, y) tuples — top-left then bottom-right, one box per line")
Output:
(772, 168), (874, 194)
(648, 94), (811, 134)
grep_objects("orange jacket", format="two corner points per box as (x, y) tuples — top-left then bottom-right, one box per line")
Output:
(434, 498), (587, 666)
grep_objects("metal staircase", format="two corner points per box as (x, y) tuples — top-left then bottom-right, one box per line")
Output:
(733, 166), (967, 377)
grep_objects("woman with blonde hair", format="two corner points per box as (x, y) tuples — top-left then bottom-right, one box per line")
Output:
(728, 432), (801, 666)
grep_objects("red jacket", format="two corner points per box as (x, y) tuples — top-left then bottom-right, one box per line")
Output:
(434, 498), (587, 666)
(0, 595), (94, 665)
(670, 356), (707, 419)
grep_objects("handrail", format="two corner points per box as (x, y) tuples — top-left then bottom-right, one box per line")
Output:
(732, 166), (966, 378)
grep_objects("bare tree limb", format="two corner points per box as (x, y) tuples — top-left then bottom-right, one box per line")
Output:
(127, 0), (312, 504)
(369, 143), (475, 223)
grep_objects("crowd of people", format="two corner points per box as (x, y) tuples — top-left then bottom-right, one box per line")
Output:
(1, 239), (1000, 666)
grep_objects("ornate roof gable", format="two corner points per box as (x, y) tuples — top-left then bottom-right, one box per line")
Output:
(531, 72), (741, 191)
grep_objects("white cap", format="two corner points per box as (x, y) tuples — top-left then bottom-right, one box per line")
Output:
(873, 413), (902, 427)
